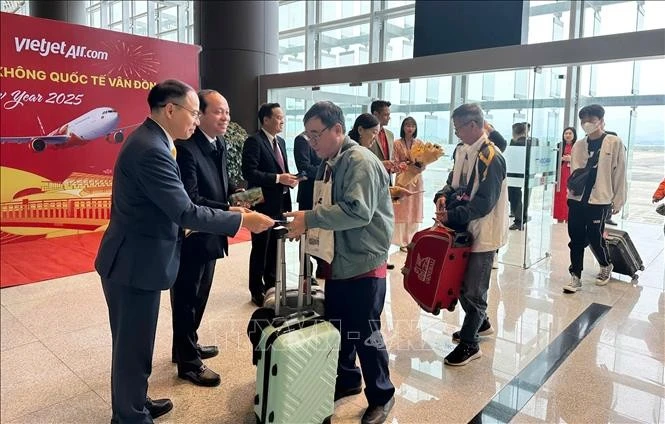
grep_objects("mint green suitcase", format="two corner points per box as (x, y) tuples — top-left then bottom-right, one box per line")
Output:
(254, 228), (340, 424)
(254, 314), (339, 424)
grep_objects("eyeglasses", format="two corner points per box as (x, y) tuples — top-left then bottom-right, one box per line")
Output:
(453, 120), (474, 134)
(170, 103), (202, 119)
(306, 125), (332, 143)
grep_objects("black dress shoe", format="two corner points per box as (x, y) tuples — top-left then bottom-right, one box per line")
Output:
(178, 364), (221, 387)
(361, 397), (395, 424)
(197, 344), (219, 359)
(145, 397), (173, 419)
(334, 385), (362, 401)
(387, 263), (395, 270)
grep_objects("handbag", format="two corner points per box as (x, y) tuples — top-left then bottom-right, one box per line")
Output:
(567, 143), (601, 196)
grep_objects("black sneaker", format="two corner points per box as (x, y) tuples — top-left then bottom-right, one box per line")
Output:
(444, 342), (482, 366)
(452, 319), (493, 343)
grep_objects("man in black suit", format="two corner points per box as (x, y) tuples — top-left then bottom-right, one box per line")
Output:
(95, 80), (274, 423)
(293, 131), (325, 278)
(171, 90), (244, 387)
(242, 103), (299, 306)
(508, 122), (539, 230)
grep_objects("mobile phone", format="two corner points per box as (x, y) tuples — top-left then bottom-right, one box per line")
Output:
(295, 171), (308, 181)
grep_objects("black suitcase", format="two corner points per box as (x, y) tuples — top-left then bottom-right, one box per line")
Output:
(604, 228), (644, 280)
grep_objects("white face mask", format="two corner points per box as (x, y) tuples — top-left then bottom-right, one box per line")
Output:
(582, 122), (599, 135)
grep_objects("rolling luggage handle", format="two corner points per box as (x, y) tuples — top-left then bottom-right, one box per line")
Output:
(272, 226), (313, 317)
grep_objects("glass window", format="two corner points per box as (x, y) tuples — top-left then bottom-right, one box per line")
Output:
(279, 35), (306, 73)
(158, 31), (178, 42)
(319, 23), (370, 69)
(583, 0), (665, 38)
(384, 14), (415, 62)
(319, 1), (371, 23)
(385, 1), (415, 8)
(132, 16), (148, 36)
(158, 6), (178, 33)
(279, 1), (306, 31)
(643, 1), (665, 30)
(110, 22), (123, 32)
(89, 8), (101, 27)
(528, 1), (571, 43)
(110, 1), (123, 23)
(133, 1), (147, 16)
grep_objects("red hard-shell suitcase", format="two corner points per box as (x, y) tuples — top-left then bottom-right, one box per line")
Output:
(402, 225), (473, 315)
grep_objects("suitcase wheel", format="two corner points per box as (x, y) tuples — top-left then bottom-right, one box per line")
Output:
(271, 364), (278, 376)
(433, 303), (441, 316)
(447, 298), (458, 312)
(632, 274), (639, 280)
(254, 394), (260, 405)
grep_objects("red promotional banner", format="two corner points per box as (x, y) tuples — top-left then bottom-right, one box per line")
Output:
(0, 12), (200, 287)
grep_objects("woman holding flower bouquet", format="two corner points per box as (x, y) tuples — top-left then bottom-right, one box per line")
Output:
(392, 117), (426, 251)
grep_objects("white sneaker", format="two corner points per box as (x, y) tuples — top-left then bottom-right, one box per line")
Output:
(596, 264), (614, 286)
(563, 275), (582, 293)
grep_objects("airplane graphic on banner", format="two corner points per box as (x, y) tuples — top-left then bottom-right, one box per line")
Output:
(0, 107), (139, 152)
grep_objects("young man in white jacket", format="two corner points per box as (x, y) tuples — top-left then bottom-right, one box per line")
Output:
(434, 103), (509, 366)
(563, 104), (627, 293)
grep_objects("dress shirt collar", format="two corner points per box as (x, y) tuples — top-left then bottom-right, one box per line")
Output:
(261, 127), (276, 143)
(200, 128), (217, 144)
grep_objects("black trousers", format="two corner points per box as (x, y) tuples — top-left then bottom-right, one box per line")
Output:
(102, 279), (160, 424)
(567, 199), (611, 277)
(248, 228), (277, 296)
(508, 186), (530, 225)
(170, 257), (215, 372)
(325, 276), (395, 407)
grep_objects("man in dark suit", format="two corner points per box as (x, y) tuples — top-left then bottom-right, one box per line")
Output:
(171, 90), (243, 387)
(242, 103), (299, 306)
(293, 131), (325, 278)
(95, 79), (274, 423)
(508, 122), (539, 230)
(371, 100), (397, 270)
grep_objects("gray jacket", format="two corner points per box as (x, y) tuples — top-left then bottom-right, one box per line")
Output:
(305, 137), (394, 279)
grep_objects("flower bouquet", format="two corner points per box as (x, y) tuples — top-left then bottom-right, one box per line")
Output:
(395, 142), (445, 187)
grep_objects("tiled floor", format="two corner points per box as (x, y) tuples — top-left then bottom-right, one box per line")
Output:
(1, 220), (663, 423)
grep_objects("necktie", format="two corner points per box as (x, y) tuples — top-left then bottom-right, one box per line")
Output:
(273, 139), (285, 171)
(171, 146), (177, 159)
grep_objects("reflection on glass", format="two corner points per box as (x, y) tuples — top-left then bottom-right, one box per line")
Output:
(319, 1), (371, 23)
(384, 14), (414, 62)
(279, 35), (305, 73)
(319, 24), (370, 69)
(133, 1), (147, 16)
(278, 1), (305, 32)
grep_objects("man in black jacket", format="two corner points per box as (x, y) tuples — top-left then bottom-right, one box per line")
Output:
(242, 103), (300, 306)
(171, 90), (247, 387)
(293, 131), (325, 278)
(508, 122), (538, 230)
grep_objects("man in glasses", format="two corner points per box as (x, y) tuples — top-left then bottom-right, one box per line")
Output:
(433, 103), (508, 366)
(242, 103), (300, 306)
(285, 101), (396, 424)
(95, 79), (274, 423)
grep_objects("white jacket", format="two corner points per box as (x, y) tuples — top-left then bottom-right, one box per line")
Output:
(449, 135), (509, 252)
(568, 134), (627, 211)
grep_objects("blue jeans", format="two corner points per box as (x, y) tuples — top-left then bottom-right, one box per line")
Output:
(458, 251), (494, 345)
